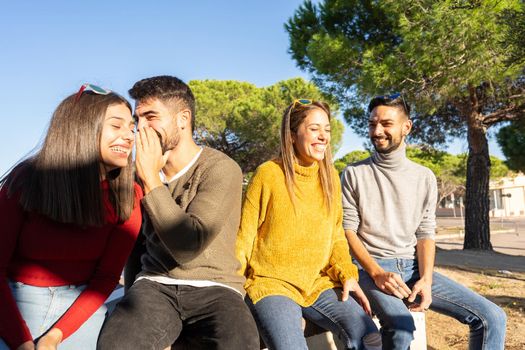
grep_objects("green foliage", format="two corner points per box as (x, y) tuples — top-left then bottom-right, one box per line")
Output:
(286, 0), (525, 144)
(490, 155), (511, 178)
(334, 150), (370, 173)
(405, 146), (466, 202)
(498, 7), (525, 67)
(497, 119), (525, 172)
(190, 78), (344, 173)
(406, 147), (462, 178)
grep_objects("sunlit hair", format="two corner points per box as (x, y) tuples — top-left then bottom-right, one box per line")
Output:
(368, 94), (411, 119)
(129, 75), (196, 132)
(0, 91), (136, 226)
(279, 100), (335, 212)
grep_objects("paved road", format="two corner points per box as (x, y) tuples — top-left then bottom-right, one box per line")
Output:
(436, 217), (525, 256)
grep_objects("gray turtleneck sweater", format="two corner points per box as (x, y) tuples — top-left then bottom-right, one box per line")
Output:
(341, 144), (437, 259)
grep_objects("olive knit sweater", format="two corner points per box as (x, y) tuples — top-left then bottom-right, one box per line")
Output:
(236, 160), (358, 306)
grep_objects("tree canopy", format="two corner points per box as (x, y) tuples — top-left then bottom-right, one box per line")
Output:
(190, 78), (344, 174)
(334, 150), (370, 173)
(287, 0), (525, 250)
(497, 118), (525, 172)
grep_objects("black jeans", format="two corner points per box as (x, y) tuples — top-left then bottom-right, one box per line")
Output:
(97, 279), (259, 350)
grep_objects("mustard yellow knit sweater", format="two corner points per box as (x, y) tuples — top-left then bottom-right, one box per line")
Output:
(236, 160), (358, 306)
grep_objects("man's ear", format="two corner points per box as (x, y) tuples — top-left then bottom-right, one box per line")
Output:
(403, 119), (413, 136)
(177, 109), (192, 130)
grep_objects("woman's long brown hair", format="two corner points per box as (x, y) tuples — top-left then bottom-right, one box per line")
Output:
(0, 91), (136, 226)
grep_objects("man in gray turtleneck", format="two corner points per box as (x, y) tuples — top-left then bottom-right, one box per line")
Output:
(341, 94), (506, 349)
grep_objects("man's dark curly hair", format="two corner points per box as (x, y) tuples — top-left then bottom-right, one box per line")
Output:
(129, 75), (196, 132)
(368, 93), (411, 119)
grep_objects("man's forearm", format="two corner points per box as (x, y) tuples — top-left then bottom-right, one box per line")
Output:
(345, 229), (383, 278)
(346, 229), (413, 298)
(416, 238), (435, 282)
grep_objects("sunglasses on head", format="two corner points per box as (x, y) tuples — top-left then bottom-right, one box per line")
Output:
(372, 93), (409, 114)
(291, 98), (313, 110)
(75, 83), (111, 102)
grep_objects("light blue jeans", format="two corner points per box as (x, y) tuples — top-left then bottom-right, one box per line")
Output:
(247, 288), (379, 350)
(0, 281), (107, 350)
(357, 258), (507, 350)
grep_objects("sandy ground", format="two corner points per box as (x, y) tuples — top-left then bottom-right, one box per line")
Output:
(426, 263), (525, 349)
(429, 218), (525, 348)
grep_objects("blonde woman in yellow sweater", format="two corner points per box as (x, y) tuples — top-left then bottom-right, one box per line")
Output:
(236, 100), (381, 350)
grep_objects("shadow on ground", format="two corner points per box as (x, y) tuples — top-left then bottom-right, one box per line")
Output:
(435, 247), (525, 274)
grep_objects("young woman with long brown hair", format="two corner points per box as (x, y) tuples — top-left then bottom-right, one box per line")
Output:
(236, 100), (381, 349)
(0, 84), (142, 350)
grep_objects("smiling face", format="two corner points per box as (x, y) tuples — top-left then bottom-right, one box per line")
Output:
(368, 105), (412, 154)
(99, 103), (135, 171)
(292, 108), (331, 166)
(135, 98), (185, 153)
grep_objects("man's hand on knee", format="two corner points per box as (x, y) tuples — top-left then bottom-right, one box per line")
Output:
(407, 278), (432, 311)
(372, 271), (411, 299)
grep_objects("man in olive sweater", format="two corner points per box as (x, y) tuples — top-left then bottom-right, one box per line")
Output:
(98, 76), (259, 350)
(341, 94), (507, 349)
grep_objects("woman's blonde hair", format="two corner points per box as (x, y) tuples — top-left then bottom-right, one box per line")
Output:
(279, 100), (335, 211)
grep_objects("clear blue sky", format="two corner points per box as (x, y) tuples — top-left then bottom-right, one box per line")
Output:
(0, 0), (505, 175)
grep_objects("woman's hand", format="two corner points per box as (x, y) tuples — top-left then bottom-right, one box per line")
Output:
(342, 278), (372, 316)
(36, 328), (62, 350)
(16, 341), (35, 350)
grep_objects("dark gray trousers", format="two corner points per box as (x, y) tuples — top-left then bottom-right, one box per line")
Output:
(97, 279), (259, 350)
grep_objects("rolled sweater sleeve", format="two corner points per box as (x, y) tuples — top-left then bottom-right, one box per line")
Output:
(416, 170), (437, 240)
(327, 228), (359, 283)
(326, 173), (358, 283)
(236, 169), (266, 277)
(341, 167), (360, 233)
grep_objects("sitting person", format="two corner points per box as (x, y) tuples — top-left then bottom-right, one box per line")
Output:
(341, 94), (507, 349)
(97, 75), (259, 350)
(0, 84), (143, 350)
(237, 99), (381, 350)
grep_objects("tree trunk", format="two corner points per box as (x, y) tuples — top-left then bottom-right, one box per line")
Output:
(463, 109), (492, 250)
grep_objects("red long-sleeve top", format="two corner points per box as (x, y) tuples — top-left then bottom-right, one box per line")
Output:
(0, 181), (143, 349)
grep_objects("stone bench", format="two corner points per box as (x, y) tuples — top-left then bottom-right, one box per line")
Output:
(300, 311), (427, 350)
(105, 287), (427, 349)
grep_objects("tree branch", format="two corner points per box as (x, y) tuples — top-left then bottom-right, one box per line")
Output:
(483, 103), (525, 126)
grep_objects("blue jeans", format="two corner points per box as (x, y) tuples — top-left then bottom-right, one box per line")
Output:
(357, 258), (507, 350)
(247, 288), (379, 350)
(0, 281), (107, 350)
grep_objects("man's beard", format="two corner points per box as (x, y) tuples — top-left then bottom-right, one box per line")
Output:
(371, 136), (402, 154)
(158, 129), (180, 153)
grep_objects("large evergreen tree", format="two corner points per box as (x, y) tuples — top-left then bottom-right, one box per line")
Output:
(190, 78), (344, 174)
(286, 0), (525, 250)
